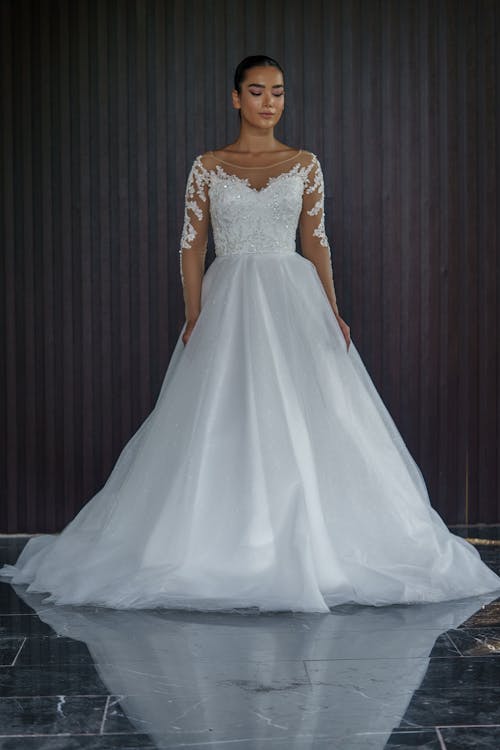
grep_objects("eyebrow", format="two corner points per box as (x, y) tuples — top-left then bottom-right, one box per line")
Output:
(247, 82), (284, 89)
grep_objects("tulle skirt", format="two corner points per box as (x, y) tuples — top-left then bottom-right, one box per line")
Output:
(2, 251), (500, 612)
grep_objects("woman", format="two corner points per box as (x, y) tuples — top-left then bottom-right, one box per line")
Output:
(2, 55), (499, 612)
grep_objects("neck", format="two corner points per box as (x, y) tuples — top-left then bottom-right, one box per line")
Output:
(232, 123), (279, 153)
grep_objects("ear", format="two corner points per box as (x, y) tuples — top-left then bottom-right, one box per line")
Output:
(231, 89), (241, 111)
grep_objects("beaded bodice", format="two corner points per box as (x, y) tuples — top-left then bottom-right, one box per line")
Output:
(179, 149), (330, 261)
(210, 164), (307, 256)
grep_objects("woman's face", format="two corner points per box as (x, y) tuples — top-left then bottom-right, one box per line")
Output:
(232, 65), (285, 129)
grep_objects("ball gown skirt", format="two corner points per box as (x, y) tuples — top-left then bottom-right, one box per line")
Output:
(2, 151), (499, 612)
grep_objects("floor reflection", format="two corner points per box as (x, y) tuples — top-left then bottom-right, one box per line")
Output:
(11, 584), (499, 748)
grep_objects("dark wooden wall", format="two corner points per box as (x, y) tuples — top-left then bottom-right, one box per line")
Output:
(1, 0), (498, 532)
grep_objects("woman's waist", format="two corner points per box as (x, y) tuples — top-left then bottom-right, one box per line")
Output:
(215, 245), (297, 258)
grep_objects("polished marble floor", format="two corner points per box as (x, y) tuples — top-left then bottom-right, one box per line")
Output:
(0, 528), (500, 749)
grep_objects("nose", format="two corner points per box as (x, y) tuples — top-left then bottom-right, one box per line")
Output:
(263, 92), (273, 108)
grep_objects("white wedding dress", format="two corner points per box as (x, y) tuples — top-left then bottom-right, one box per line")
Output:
(2, 149), (499, 612)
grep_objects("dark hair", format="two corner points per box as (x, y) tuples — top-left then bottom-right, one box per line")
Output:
(233, 55), (284, 93)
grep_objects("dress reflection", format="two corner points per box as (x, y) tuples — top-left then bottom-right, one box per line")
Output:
(13, 585), (498, 748)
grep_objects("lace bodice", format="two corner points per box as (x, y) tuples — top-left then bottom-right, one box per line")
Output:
(180, 149), (329, 258)
(179, 149), (339, 321)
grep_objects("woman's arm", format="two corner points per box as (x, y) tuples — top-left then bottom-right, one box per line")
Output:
(299, 154), (350, 349)
(179, 155), (210, 326)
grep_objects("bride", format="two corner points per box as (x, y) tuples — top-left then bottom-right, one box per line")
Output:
(1, 55), (499, 612)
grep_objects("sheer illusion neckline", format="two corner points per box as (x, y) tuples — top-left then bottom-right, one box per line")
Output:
(209, 149), (302, 169)
(209, 159), (309, 195)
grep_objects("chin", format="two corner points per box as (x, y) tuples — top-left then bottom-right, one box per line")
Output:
(256, 117), (280, 128)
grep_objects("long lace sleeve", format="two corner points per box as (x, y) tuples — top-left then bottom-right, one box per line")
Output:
(299, 154), (340, 317)
(179, 155), (211, 321)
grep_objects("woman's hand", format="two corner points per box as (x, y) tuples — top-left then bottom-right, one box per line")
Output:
(182, 317), (199, 346)
(334, 312), (351, 352)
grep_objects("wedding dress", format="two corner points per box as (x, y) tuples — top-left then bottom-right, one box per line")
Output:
(1, 149), (499, 612)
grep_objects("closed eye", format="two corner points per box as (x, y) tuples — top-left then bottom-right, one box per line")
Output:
(250, 92), (284, 97)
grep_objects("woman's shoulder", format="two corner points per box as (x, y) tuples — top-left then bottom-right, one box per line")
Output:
(195, 150), (220, 169)
(295, 149), (320, 166)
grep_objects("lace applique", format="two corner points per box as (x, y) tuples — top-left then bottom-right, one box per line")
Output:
(267, 160), (315, 190)
(304, 155), (329, 249)
(180, 156), (210, 251)
(213, 165), (253, 192)
(209, 160), (315, 195)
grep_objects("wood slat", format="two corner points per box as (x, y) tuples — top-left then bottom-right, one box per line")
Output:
(1, 0), (498, 531)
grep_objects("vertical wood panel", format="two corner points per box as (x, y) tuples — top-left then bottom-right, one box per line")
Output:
(342, 0), (363, 348)
(20, 1), (35, 532)
(477, 0), (498, 522)
(322, 1), (345, 318)
(381, 0), (402, 429)
(1, 1), (17, 531)
(439, 1), (459, 521)
(150, 0), (167, 399)
(96, 0), (113, 481)
(418, 2), (441, 511)
(39, 0), (55, 531)
(399, 1), (421, 465)
(497, 0), (500, 524)
(1, 0), (499, 531)
(460, 0), (479, 522)
(59, 0), (75, 529)
(360, 0), (383, 388)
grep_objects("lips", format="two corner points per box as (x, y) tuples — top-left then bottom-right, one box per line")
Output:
(260, 113), (274, 118)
